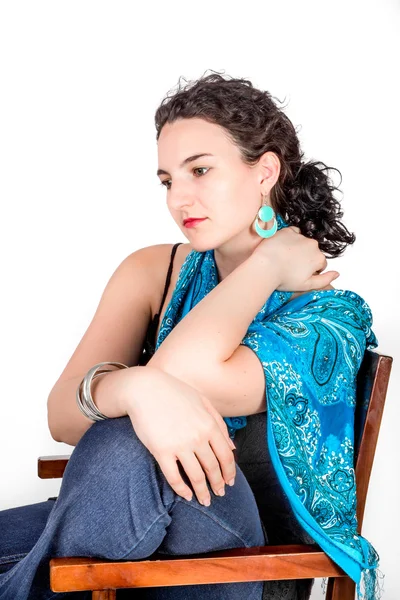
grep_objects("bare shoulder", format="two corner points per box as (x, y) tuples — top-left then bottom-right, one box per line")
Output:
(135, 242), (192, 262)
(131, 242), (193, 319)
(126, 242), (192, 273)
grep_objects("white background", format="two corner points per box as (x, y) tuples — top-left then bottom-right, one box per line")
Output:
(0, 1), (399, 598)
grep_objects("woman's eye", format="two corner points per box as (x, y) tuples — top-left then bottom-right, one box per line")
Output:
(193, 167), (209, 177)
(160, 167), (209, 190)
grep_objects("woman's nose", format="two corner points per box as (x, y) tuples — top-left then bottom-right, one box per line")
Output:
(168, 189), (197, 212)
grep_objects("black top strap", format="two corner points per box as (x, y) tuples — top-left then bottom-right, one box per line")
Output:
(155, 242), (183, 318)
(138, 242), (184, 366)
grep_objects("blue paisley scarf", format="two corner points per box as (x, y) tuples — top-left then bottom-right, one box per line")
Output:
(155, 215), (381, 599)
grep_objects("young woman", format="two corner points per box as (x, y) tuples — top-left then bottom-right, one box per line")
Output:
(0, 72), (380, 600)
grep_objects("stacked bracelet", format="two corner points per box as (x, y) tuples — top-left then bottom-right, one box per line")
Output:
(76, 361), (129, 422)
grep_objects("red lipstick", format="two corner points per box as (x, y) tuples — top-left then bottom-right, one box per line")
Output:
(183, 218), (207, 228)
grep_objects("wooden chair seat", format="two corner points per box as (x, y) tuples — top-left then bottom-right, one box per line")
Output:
(38, 350), (393, 600)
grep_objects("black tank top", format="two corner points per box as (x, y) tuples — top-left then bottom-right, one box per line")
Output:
(138, 242), (183, 366)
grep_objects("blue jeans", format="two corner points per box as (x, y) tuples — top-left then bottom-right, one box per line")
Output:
(0, 416), (267, 599)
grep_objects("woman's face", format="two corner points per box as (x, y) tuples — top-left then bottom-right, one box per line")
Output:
(157, 117), (280, 257)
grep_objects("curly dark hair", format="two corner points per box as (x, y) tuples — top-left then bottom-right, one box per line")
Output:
(154, 70), (355, 259)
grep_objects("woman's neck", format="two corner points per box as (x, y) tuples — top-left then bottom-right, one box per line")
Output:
(213, 234), (263, 282)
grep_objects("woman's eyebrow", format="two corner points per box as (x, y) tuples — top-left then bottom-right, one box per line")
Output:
(157, 153), (215, 176)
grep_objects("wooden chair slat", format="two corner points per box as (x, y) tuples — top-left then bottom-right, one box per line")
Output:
(37, 455), (70, 479)
(92, 591), (116, 600)
(355, 355), (392, 528)
(49, 545), (346, 592)
(326, 575), (356, 600)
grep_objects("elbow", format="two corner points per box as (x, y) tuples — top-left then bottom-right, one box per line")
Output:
(46, 386), (93, 447)
(147, 352), (203, 382)
(47, 412), (81, 446)
(48, 425), (61, 444)
(47, 398), (61, 443)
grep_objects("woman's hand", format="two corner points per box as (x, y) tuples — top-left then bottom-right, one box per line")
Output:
(125, 366), (236, 506)
(252, 225), (339, 291)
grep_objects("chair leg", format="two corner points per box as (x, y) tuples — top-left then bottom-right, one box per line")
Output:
(326, 576), (356, 600)
(92, 591), (116, 600)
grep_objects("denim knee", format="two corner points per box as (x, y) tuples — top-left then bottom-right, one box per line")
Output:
(64, 416), (155, 485)
(48, 417), (171, 560)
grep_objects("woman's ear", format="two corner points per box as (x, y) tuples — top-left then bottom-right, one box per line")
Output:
(258, 151), (281, 191)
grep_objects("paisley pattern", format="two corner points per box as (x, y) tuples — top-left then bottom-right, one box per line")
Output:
(155, 214), (380, 598)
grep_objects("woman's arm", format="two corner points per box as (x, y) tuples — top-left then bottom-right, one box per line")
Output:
(146, 251), (279, 417)
(147, 230), (338, 417)
(147, 251), (278, 370)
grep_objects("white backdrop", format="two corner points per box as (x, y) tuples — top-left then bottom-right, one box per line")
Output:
(0, 1), (398, 598)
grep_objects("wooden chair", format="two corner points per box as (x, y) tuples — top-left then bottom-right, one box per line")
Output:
(38, 350), (393, 600)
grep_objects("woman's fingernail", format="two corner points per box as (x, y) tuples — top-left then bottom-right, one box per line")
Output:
(228, 478), (235, 486)
(229, 439), (236, 449)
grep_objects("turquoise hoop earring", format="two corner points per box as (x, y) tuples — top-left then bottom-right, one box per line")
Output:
(254, 204), (278, 238)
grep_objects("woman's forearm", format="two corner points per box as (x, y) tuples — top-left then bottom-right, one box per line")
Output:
(147, 252), (280, 369)
(47, 366), (148, 446)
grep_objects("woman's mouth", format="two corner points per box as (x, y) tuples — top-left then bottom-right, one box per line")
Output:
(183, 218), (208, 228)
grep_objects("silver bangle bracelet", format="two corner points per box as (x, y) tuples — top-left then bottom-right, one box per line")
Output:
(76, 361), (129, 422)
(76, 371), (110, 421)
